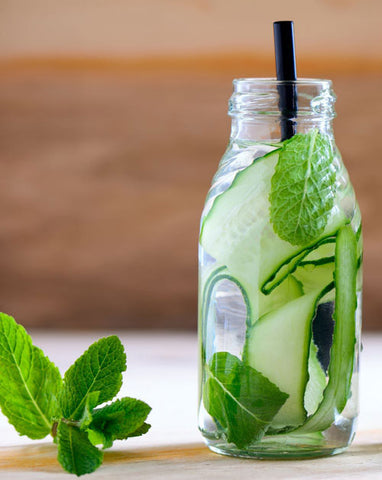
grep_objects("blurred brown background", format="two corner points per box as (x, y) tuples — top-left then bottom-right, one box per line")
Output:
(0, 0), (381, 329)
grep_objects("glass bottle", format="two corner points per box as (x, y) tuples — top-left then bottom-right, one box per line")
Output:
(198, 78), (362, 459)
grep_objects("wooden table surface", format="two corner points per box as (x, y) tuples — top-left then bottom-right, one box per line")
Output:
(0, 331), (381, 479)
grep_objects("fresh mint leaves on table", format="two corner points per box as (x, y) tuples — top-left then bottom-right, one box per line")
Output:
(270, 129), (336, 246)
(204, 352), (288, 448)
(0, 313), (62, 440)
(0, 313), (151, 476)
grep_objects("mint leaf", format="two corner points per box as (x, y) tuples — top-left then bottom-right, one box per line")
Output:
(270, 130), (336, 246)
(87, 397), (151, 449)
(0, 313), (62, 439)
(125, 421), (151, 437)
(57, 421), (103, 476)
(124, 422), (151, 440)
(87, 420), (151, 448)
(204, 352), (288, 448)
(60, 336), (126, 420)
(87, 428), (107, 448)
(89, 421), (151, 449)
(79, 391), (100, 430)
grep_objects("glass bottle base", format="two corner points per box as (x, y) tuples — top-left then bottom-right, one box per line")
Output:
(208, 442), (347, 460)
(202, 425), (355, 460)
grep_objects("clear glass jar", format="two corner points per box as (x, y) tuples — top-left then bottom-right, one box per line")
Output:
(198, 78), (362, 459)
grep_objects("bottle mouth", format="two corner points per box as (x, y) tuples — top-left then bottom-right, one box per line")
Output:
(229, 78), (336, 119)
(233, 78), (332, 90)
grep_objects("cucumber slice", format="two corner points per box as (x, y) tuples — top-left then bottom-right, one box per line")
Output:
(244, 289), (328, 429)
(300, 240), (335, 266)
(292, 225), (357, 434)
(294, 261), (335, 374)
(304, 342), (327, 416)
(294, 262), (334, 296)
(261, 236), (336, 294)
(200, 150), (279, 281)
(258, 275), (303, 321)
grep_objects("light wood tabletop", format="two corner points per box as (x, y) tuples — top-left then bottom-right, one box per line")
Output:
(0, 331), (381, 479)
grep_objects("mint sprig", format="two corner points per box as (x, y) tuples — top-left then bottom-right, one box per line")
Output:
(0, 313), (151, 476)
(269, 130), (336, 246)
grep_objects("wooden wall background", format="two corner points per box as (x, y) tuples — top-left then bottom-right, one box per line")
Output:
(0, 65), (381, 330)
(0, 1), (381, 329)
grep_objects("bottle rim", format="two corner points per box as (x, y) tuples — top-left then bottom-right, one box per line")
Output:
(233, 78), (332, 91)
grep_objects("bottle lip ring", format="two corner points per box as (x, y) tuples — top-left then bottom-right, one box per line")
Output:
(233, 77), (332, 91)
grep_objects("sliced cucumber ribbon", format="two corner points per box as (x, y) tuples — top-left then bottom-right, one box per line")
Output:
(261, 236), (336, 295)
(291, 225), (358, 434)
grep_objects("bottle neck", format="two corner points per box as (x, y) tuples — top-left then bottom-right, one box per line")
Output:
(230, 116), (334, 143)
(228, 78), (336, 144)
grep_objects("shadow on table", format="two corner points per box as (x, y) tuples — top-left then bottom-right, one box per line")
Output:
(0, 442), (209, 473)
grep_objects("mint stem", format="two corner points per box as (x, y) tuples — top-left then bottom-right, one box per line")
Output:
(52, 418), (82, 438)
(51, 422), (58, 438)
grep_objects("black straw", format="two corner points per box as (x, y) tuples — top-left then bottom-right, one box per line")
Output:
(273, 21), (297, 140)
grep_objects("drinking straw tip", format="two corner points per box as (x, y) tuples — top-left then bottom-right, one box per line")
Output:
(273, 21), (297, 81)
(273, 20), (297, 140)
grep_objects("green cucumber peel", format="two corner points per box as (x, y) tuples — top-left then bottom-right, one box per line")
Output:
(355, 223), (362, 242)
(199, 266), (251, 367)
(199, 265), (227, 319)
(299, 257), (335, 267)
(202, 271), (251, 328)
(202, 272), (251, 357)
(291, 225), (358, 434)
(261, 235), (336, 295)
